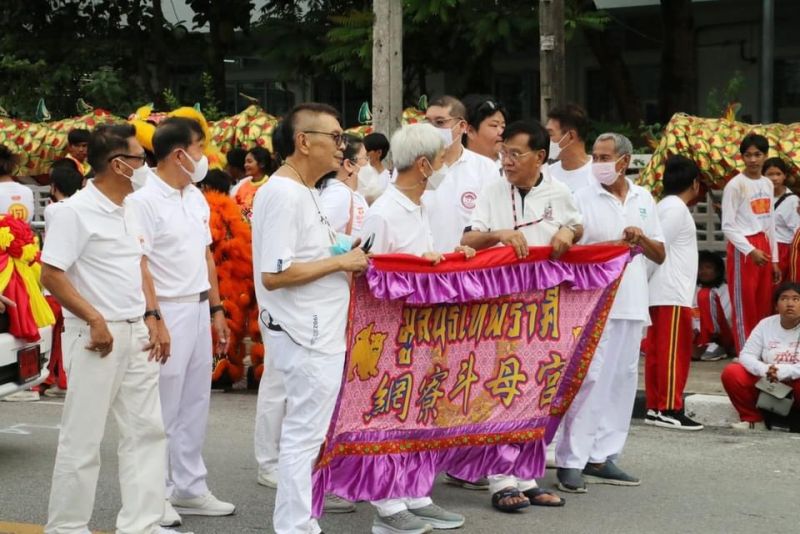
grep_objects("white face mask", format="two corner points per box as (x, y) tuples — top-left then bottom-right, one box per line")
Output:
(423, 159), (448, 190)
(117, 159), (150, 190)
(436, 125), (457, 148)
(592, 157), (624, 186)
(549, 132), (570, 161)
(178, 150), (209, 183)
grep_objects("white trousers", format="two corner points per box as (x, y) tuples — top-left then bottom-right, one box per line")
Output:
(254, 311), (286, 475)
(46, 318), (166, 534)
(486, 476), (538, 495)
(158, 300), (212, 499)
(555, 319), (644, 469)
(372, 497), (433, 517)
(269, 329), (343, 534)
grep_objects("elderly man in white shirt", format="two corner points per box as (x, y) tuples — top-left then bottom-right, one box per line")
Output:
(127, 117), (235, 527)
(252, 103), (369, 534)
(359, 122), (470, 534)
(462, 119), (581, 513)
(422, 95), (502, 253)
(41, 124), (177, 534)
(555, 133), (665, 493)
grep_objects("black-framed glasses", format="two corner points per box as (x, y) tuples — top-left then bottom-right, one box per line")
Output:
(304, 130), (345, 147)
(108, 153), (147, 163)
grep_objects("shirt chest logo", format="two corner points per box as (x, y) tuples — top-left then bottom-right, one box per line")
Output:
(639, 207), (648, 220)
(750, 197), (770, 215)
(461, 191), (477, 210)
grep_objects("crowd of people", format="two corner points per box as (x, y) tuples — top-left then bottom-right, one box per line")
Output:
(0, 93), (798, 534)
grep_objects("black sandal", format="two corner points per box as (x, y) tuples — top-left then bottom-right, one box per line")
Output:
(522, 487), (566, 507)
(491, 487), (531, 512)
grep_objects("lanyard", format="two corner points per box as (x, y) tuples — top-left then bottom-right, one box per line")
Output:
(511, 185), (543, 230)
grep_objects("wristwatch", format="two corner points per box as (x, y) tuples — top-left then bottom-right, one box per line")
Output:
(144, 309), (162, 321)
(210, 304), (225, 317)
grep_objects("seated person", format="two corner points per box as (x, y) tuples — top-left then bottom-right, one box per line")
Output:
(721, 282), (800, 430)
(693, 250), (735, 361)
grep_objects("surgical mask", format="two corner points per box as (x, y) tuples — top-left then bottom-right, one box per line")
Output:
(178, 150), (209, 183)
(117, 159), (150, 190)
(549, 133), (570, 161)
(436, 126), (456, 148)
(423, 160), (448, 191)
(592, 157), (624, 185)
(330, 232), (354, 256)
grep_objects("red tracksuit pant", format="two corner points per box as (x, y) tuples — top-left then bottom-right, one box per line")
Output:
(645, 306), (693, 412)
(694, 287), (734, 350)
(727, 233), (774, 353)
(778, 242), (792, 282)
(721, 362), (800, 422)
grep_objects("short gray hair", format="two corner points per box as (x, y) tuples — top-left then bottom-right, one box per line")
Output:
(594, 132), (633, 157)
(390, 123), (444, 172)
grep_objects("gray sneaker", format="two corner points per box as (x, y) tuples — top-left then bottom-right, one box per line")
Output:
(582, 461), (640, 486)
(408, 503), (465, 529)
(323, 494), (356, 514)
(556, 467), (587, 493)
(372, 510), (433, 534)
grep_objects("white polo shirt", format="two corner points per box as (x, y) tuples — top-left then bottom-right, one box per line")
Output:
(549, 158), (593, 194)
(359, 185), (434, 255)
(252, 175), (350, 355)
(126, 171), (212, 298)
(422, 147), (501, 252)
(721, 173), (777, 258)
(320, 179), (368, 235)
(41, 181), (146, 321)
(44, 200), (66, 235)
(773, 192), (799, 244)
(575, 178), (664, 322)
(469, 172), (582, 246)
(648, 195), (698, 308)
(0, 181), (34, 222)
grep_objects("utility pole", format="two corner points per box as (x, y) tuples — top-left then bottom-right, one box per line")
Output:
(372, 0), (403, 137)
(760, 0), (774, 123)
(539, 0), (566, 122)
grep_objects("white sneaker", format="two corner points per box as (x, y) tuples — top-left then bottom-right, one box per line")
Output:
(3, 390), (40, 402)
(161, 499), (182, 527)
(43, 386), (67, 397)
(731, 420), (767, 431)
(158, 528), (194, 534)
(323, 493), (356, 513)
(257, 470), (278, 489)
(170, 492), (235, 516)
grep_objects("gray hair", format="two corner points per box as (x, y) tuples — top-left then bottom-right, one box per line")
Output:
(390, 123), (444, 172)
(594, 132), (633, 157)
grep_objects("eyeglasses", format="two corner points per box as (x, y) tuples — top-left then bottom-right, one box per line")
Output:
(426, 116), (463, 128)
(304, 130), (345, 147)
(108, 153), (147, 163)
(499, 145), (535, 163)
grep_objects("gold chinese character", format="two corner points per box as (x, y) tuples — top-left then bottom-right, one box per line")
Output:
(416, 365), (449, 424)
(448, 352), (479, 415)
(485, 355), (528, 408)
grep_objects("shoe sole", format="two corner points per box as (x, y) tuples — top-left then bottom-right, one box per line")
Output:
(257, 478), (278, 489)
(324, 506), (356, 514)
(556, 482), (587, 493)
(643, 418), (657, 426)
(412, 517), (465, 529)
(653, 420), (704, 431)
(159, 519), (182, 527)
(172, 507), (236, 516)
(371, 525), (433, 534)
(443, 476), (488, 491)
(583, 475), (640, 486)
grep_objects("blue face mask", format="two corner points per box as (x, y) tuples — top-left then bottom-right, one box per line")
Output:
(330, 233), (354, 256)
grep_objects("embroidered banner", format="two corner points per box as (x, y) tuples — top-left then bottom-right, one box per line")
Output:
(312, 245), (631, 512)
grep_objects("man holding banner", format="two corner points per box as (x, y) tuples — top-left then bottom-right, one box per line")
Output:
(462, 119), (582, 511)
(251, 103), (369, 534)
(556, 133), (665, 493)
(360, 123), (471, 534)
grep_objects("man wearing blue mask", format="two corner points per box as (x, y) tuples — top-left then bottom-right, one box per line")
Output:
(422, 95), (502, 255)
(128, 117), (235, 527)
(555, 132), (665, 493)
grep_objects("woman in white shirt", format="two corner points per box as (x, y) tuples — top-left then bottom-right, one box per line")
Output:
(319, 134), (369, 236)
(0, 145), (34, 222)
(764, 157), (799, 281)
(721, 282), (800, 430)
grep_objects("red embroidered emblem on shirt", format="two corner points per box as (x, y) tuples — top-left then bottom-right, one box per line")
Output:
(461, 191), (477, 210)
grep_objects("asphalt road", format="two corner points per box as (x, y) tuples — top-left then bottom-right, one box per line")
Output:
(1, 391), (798, 534)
